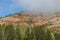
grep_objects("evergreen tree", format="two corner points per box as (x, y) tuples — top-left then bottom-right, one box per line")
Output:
(15, 25), (22, 40)
(24, 27), (34, 40)
(34, 25), (47, 40)
(5, 24), (15, 40)
(0, 24), (3, 40)
(54, 33), (60, 40)
(1, 24), (6, 40)
(0, 24), (6, 40)
(46, 29), (53, 40)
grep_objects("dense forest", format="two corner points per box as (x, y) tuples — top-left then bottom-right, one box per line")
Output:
(0, 23), (60, 40)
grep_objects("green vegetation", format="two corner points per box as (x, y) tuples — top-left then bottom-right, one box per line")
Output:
(54, 32), (60, 40)
(0, 24), (60, 40)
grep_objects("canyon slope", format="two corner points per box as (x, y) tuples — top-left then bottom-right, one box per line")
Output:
(0, 12), (47, 27)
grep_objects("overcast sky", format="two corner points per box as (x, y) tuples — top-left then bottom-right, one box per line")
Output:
(0, 0), (60, 17)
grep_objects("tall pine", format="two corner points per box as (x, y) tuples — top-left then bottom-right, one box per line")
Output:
(15, 25), (22, 40)
(5, 24), (15, 40)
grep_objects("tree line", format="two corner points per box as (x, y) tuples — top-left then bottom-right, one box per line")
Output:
(0, 24), (60, 40)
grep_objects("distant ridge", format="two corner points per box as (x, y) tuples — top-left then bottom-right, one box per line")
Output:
(0, 11), (46, 27)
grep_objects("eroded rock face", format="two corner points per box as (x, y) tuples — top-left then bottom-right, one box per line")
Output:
(0, 13), (46, 27)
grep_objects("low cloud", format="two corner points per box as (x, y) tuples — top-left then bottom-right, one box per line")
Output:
(13, 0), (60, 12)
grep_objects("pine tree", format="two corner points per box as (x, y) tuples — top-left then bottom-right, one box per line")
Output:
(54, 33), (60, 40)
(0, 24), (6, 40)
(34, 25), (47, 40)
(5, 24), (15, 40)
(1, 24), (6, 40)
(24, 27), (34, 40)
(15, 25), (22, 40)
(0, 24), (3, 40)
(46, 29), (53, 40)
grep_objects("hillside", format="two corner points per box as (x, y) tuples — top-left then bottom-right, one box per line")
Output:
(0, 11), (60, 31)
(0, 12), (47, 27)
(0, 11), (60, 40)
